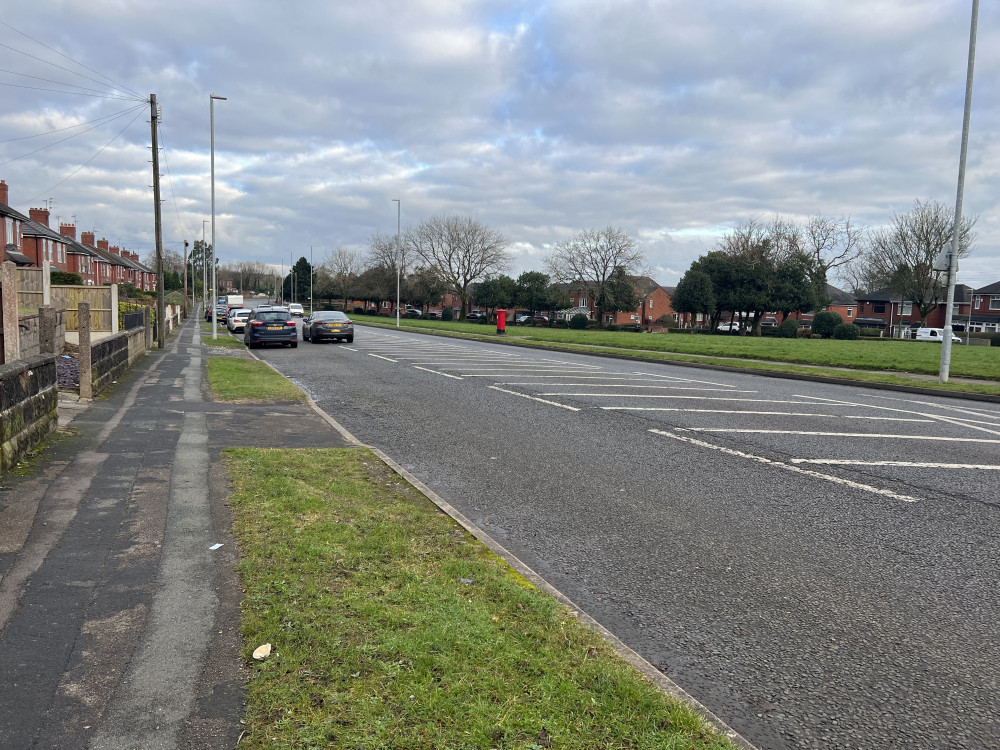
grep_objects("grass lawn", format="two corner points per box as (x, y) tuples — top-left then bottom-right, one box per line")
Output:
(206, 358), (305, 401)
(356, 318), (1000, 388)
(201, 322), (246, 348)
(225, 447), (736, 750)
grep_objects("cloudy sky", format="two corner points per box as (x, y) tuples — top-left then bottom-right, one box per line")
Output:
(1, 1), (997, 289)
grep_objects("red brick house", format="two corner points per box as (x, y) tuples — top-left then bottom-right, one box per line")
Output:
(968, 282), (1000, 333)
(854, 286), (972, 335)
(567, 276), (675, 327)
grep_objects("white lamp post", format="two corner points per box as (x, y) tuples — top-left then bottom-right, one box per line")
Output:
(393, 198), (400, 327)
(210, 92), (226, 340)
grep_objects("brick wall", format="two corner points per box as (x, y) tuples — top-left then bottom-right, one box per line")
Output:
(0, 354), (57, 476)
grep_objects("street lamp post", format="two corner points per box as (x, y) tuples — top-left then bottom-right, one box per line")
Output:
(202, 219), (209, 312)
(940, 0), (979, 383)
(392, 198), (400, 327)
(210, 92), (226, 340)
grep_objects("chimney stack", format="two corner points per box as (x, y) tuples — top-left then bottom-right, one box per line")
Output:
(97, 238), (109, 251)
(81, 231), (95, 246)
(0, 180), (8, 206)
(60, 223), (77, 240)
(109, 245), (120, 256)
(29, 208), (50, 227)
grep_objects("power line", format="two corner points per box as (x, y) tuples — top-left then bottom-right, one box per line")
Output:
(0, 105), (144, 143)
(0, 103), (146, 165)
(20, 107), (147, 205)
(0, 21), (143, 98)
(0, 80), (143, 101)
(0, 66), (135, 97)
(0, 40), (144, 101)
(155, 118), (189, 248)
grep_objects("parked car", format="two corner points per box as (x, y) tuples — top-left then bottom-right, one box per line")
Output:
(425, 310), (442, 319)
(717, 321), (740, 331)
(227, 308), (252, 333)
(244, 306), (298, 348)
(207, 304), (229, 323)
(515, 314), (531, 324)
(303, 311), (354, 343)
(531, 315), (549, 324)
(466, 312), (485, 321)
(403, 308), (422, 318)
(287, 303), (305, 317)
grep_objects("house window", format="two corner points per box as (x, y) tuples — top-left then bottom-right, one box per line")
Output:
(847, 307), (854, 318)
(580, 297), (587, 307)
(4, 217), (12, 245)
(991, 296), (1000, 311)
(902, 302), (912, 316)
(648, 299), (653, 309)
(873, 303), (886, 314)
(973, 296), (981, 309)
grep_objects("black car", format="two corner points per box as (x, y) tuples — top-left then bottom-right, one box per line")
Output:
(244, 306), (298, 348)
(466, 312), (485, 320)
(303, 311), (354, 343)
(403, 308), (422, 318)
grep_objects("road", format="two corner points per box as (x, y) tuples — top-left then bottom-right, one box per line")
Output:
(253, 322), (1000, 749)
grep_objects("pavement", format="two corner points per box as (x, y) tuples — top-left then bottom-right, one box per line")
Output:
(0, 315), (350, 749)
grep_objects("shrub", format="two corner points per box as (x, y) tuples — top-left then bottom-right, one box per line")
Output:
(796, 328), (814, 338)
(858, 327), (884, 337)
(812, 311), (844, 338)
(441, 307), (454, 321)
(353, 307), (365, 315)
(777, 318), (799, 338)
(833, 323), (861, 340)
(989, 332), (1000, 348)
(553, 319), (568, 328)
(569, 313), (589, 330)
(51, 270), (83, 285)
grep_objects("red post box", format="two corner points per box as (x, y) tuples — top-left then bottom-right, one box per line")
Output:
(496, 309), (507, 335)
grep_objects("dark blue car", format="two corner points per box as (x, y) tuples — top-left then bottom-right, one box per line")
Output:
(244, 307), (298, 348)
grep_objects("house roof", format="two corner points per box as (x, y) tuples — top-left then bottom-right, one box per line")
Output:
(855, 288), (899, 303)
(974, 281), (1000, 295)
(826, 284), (856, 306)
(21, 218), (69, 243)
(3, 244), (33, 265)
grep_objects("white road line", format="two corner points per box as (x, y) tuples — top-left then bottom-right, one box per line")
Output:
(797, 394), (1000, 437)
(503, 384), (756, 392)
(413, 366), (463, 380)
(679, 428), (1000, 444)
(540, 392), (761, 398)
(342, 346), (357, 351)
(368, 353), (399, 362)
(871, 394), (1000, 419)
(546, 395), (813, 403)
(790, 459), (1000, 469)
(459, 370), (603, 376)
(633, 371), (737, 388)
(649, 429), (920, 503)
(488, 386), (580, 411)
(600, 408), (932, 421)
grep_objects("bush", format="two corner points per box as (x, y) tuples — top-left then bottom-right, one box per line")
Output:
(441, 307), (454, 321)
(51, 270), (83, 285)
(989, 332), (1000, 348)
(796, 328), (814, 338)
(858, 327), (884, 337)
(777, 318), (799, 338)
(553, 319), (568, 328)
(833, 323), (861, 340)
(812, 311), (844, 338)
(353, 307), (365, 315)
(569, 313), (590, 330)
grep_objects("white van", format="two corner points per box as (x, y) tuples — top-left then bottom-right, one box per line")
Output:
(915, 327), (962, 343)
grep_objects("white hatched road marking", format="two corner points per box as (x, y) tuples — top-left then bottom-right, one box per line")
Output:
(488, 386), (579, 411)
(791, 459), (1000, 469)
(678, 428), (1000, 444)
(650, 429), (920, 503)
(797, 394), (1000, 437)
(600, 408), (932, 421)
(633, 371), (737, 388)
(413, 366), (463, 380)
(368, 353), (398, 362)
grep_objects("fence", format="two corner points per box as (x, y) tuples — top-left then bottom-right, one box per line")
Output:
(51, 284), (115, 331)
(16, 265), (44, 312)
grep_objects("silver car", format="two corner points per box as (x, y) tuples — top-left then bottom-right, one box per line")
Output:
(303, 311), (354, 343)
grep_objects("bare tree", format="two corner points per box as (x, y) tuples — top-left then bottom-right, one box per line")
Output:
(323, 247), (364, 309)
(862, 199), (976, 325)
(405, 216), (510, 319)
(545, 226), (645, 321)
(804, 215), (864, 271)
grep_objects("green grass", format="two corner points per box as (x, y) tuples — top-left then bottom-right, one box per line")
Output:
(206, 358), (305, 401)
(225, 447), (736, 750)
(356, 318), (1000, 388)
(201, 321), (246, 348)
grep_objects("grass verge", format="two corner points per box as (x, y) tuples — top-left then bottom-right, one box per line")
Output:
(355, 318), (1000, 396)
(226, 447), (736, 750)
(201, 322), (246, 348)
(206, 358), (305, 402)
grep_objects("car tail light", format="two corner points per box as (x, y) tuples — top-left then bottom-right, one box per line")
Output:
(285, 320), (296, 326)
(251, 320), (263, 327)
(344, 319), (352, 324)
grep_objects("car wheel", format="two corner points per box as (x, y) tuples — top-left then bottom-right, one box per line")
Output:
(291, 341), (298, 348)
(346, 335), (354, 343)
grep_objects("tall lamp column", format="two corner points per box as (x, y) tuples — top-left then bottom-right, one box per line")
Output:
(210, 92), (227, 340)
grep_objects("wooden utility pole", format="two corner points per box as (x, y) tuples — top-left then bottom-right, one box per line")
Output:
(150, 93), (165, 348)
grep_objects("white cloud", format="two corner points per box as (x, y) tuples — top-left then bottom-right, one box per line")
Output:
(1, 0), (998, 289)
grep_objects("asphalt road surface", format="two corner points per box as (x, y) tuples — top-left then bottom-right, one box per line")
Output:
(254, 324), (1000, 749)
